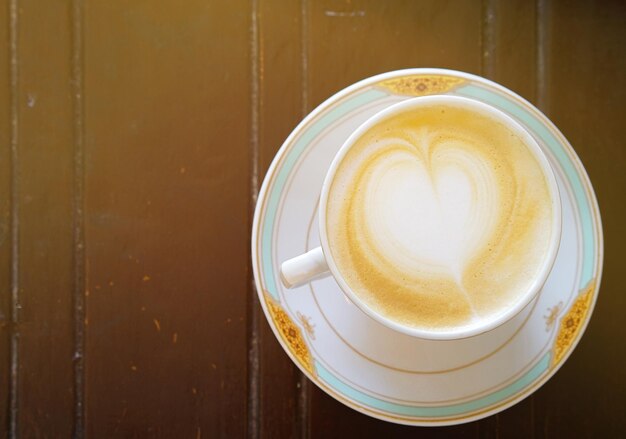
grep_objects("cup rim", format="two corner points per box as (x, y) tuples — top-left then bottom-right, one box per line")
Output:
(317, 95), (562, 341)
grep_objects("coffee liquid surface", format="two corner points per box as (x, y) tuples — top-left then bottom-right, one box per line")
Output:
(326, 103), (553, 332)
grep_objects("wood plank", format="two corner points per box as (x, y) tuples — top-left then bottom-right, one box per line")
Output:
(255, 0), (308, 438)
(307, 0), (483, 435)
(489, 0), (538, 102)
(13, 1), (76, 436)
(311, 400), (478, 439)
(308, 0), (483, 108)
(476, 396), (536, 439)
(533, 0), (626, 436)
(0, 1), (13, 436)
(83, 1), (250, 436)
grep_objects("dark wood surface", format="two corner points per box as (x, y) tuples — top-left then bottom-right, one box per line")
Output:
(1, 0), (624, 437)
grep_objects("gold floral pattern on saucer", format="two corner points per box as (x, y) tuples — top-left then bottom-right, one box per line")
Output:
(266, 294), (316, 376)
(377, 75), (465, 96)
(552, 282), (595, 368)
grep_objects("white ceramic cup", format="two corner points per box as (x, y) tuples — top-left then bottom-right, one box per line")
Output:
(280, 95), (562, 340)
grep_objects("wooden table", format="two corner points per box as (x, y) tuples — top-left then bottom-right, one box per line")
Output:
(1, 0), (624, 437)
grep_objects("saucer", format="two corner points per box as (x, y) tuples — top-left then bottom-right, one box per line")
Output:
(251, 69), (603, 426)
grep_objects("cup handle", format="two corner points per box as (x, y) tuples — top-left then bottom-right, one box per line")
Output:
(280, 247), (330, 288)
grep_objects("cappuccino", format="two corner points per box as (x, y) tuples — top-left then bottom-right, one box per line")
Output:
(325, 101), (555, 332)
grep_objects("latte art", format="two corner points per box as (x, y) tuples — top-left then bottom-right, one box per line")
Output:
(326, 103), (554, 332)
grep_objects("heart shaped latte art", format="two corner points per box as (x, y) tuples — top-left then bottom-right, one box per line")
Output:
(326, 104), (554, 331)
(365, 132), (499, 283)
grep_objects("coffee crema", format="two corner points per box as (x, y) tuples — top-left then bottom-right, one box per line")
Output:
(326, 103), (554, 332)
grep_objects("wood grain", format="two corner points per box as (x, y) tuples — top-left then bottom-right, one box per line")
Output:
(254, 0), (309, 438)
(13, 1), (76, 436)
(83, 1), (250, 436)
(308, 0), (483, 108)
(532, 0), (626, 436)
(489, 0), (538, 102)
(0, 1), (12, 437)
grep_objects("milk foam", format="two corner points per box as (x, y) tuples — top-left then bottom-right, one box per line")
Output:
(326, 103), (554, 332)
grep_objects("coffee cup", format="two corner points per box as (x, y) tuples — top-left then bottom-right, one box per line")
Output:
(280, 95), (561, 340)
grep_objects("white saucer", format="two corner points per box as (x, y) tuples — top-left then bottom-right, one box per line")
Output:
(251, 69), (603, 426)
